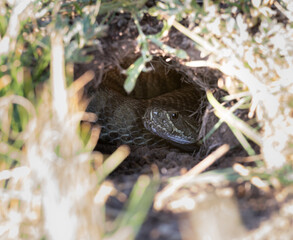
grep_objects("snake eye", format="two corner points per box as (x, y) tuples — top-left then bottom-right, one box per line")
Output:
(171, 112), (179, 119)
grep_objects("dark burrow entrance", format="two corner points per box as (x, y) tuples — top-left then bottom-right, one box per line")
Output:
(87, 57), (205, 150)
(75, 53), (248, 175)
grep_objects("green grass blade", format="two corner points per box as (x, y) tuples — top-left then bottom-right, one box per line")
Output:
(206, 91), (262, 146)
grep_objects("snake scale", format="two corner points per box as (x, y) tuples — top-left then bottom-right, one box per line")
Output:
(86, 75), (203, 150)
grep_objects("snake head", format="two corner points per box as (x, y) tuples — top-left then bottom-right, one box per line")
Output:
(143, 106), (199, 145)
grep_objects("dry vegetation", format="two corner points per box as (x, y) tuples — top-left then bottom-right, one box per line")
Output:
(0, 0), (293, 239)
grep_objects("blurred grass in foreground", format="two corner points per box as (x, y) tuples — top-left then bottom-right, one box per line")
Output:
(0, 1), (158, 239)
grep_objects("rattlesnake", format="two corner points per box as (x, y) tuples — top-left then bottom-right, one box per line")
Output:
(86, 81), (203, 150)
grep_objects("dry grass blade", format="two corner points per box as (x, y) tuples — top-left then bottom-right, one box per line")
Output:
(68, 70), (95, 97)
(96, 145), (130, 184)
(170, 19), (216, 53)
(274, 1), (293, 21)
(0, 95), (36, 119)
(154, 144), (229, 211)
(50, 32), (68, 122)
(0, 0), (32, 55)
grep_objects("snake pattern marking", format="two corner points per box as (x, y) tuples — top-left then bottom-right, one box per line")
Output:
(86, 80), (202, 150)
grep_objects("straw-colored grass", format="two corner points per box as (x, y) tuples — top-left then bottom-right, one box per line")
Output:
(1, 0), (293, 239)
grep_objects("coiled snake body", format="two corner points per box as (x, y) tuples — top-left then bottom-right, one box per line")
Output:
(87, 80), (202, 150)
